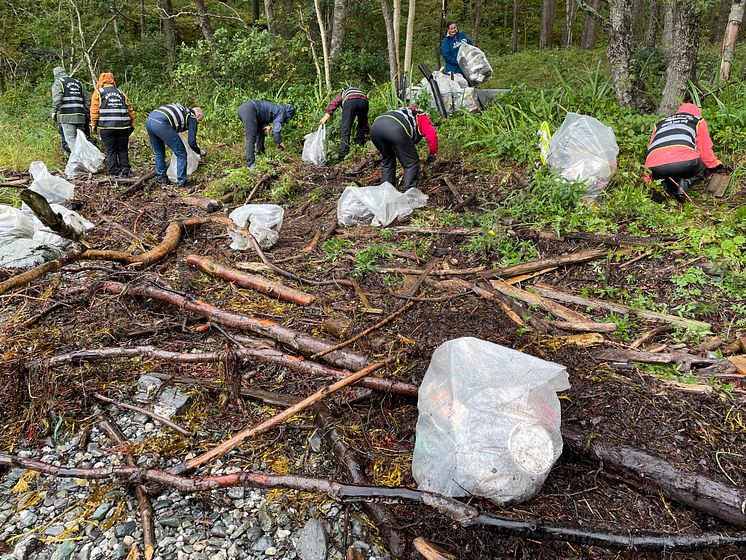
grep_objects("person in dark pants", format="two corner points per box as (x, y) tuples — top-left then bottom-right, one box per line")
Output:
(319, 87), (369, 162)
(644, 103), (721, 201)
(90, 73), (135, 177)
(145, 104), (204, 187)
(370, 106), (438, 191)
(56, 122), (71, 155)
(237, 100), (296, 169)
(51, 66), (91, 155)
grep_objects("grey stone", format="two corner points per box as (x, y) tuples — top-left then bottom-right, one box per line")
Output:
(135, 375), (165, 404)
(76, 543), (92, 560)
(227, 487), (244, 500)
(210, 526), (227, 538)
(18, 510), (37, 528)
(245, 524), (264, 542)
(226, 544), (239, 558)
(0, 238), (63, 269)
(50, 542), (76, 560)
(89, 503), (112, 522)
(45, 525), (66, 537)
(114, 521), (135, 538)
(11, 535), (38, 560)
(295, 519), (327, 560)
(152, 386), (190, 419)
(160, 517), (181, 528)
(251, 536), (274, 553)
(257, 510), (273, 532)
(110, 544), (128, 560)
(152, 499), (173, 511)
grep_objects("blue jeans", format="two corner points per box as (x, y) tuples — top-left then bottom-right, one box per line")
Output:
(146, 113), (187, 183)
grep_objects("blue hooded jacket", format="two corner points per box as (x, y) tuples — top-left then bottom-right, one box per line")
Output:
(440, 31), (472, 75)
(250, 100), (297, 144)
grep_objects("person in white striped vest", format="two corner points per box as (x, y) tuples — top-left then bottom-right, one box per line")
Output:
(51, 67), (91, 155)
(145, 103), (205, 187)
(90, 73), (135, 177)
(319, 86), (370, 162)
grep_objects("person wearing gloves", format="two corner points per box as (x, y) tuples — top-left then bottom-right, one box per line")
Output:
(319, 86), (369, 162)
(237, 100), (297, 169)
(644, 103), (722, 201)
(370, 106), (438, 191)
(51, 67), (91, 154)
(440, 22), (472, 76)
(145, 103), (205, 187)
(90, 72), (135, 177)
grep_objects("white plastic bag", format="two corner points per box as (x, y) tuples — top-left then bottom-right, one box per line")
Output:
(28, 161), (75, 206)
(0, 205), (35, 241)
(412, 337), (570, 505)
(167, 134), (201, 182)
(32, 204), (94, 247)
(228, 204), (284, 250)
(65, 129), (104, 179)
(457, 42), (493, 85)
(0, 238), (63, 269)
(547, 113), (619, 197)
(337, 182), (428, 227)
(302, 125), (327, 165)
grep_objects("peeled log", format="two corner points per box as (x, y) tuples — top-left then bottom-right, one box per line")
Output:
(186, 254), (315, 305)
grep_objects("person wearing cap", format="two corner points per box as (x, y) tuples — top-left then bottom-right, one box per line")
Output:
(145, 103), (205, 187)
(319, 86), (369, 162)
(237, 100), (297, 169)
(644, 102), (722, 201)
(370, 105), (438, 191)
(90, 72), (135, 177)
(51, 66), (91, 154)
(440, 22), (472, 76)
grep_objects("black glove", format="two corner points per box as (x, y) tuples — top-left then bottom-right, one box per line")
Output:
(425, 153), (436, 164)
(712, 163), (728, 173)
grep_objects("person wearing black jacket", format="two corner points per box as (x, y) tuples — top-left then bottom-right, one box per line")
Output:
(237, 100), (296, 169)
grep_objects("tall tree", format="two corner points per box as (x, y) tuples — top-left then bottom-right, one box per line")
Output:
(252, 0), (260, 23)
(580, 0), (599, 48)
(607, 0), (647, 110)
(264, 0), (276, 35)
(473, 0), (483, 43)
(720, 0), (744, 81)
(158, 0), (179, 62)
(380, 0), (398, 82)
(140, 0), (146, 42)
(658, 0), (702, 113)
(313, 0), (332, 93)
(561, 0), (578, 46)
(540, 0), (558, 47)
(194, 0), (215, 48)
(330, 0), (348, 63)
(403, 0), (416, 77)
(645, 0), (660, 48)
(393, 0), (402, 74)
(512, 0), (522, 52)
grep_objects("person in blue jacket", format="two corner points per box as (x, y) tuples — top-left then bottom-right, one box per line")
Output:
(237, 100), (297, 169)
(440, 22), (472, 76)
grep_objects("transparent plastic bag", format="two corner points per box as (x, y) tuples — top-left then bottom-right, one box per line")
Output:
(0, 205), (35, 241)
(457, 42), (493, 85)
(421, 71), (464, 113)
(547, 113), (619, 197)
(228, 204), (284, 250)
(337, 182), (428, 227)
(28, 161), (75, 206)
(412, 337), (570, 505)
(302, 125), (327, 165)
(167, 134), (201, 182)
(65, 129), (105, 179)
(32, 204), (94, 247)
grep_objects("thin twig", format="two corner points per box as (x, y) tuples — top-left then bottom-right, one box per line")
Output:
(93, 393), (193, 437)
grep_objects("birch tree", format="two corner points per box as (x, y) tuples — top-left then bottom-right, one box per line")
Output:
(720, 0), (744, 81)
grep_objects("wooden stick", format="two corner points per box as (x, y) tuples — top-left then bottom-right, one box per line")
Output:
(488, 279), (591, 323)
(630, 325), (675, 349)
(117, 171), (156, 198)
(172, 354), (400, 474)
(471, 284), (530, 330)
(547, 320), (617, 333)
(177, 196), (222, 212)
(593, 348), (722, 371)
(531, 283), (711, 331)
(0, 249), (85, 296)
(2, 452), (745, 551)
(480, 247), (610, 280)
(92, 393), (193, 437)
(413, 537), (456, 560)
(186, 254), (315, 305)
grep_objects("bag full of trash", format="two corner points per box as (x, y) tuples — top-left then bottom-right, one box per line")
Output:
(547, 113), (619, 197)
(65, 129), (105, 179)
(28, 161), (75, 206)
(32, 204), (94, 247)
(337, 182), (428, 227)
(228, 204), (284, 250)
(457, 42), (493, 85)
(0, 205), (35, 242)
(302, 125), (327, 165)
(167, 133), (201, 182)
(412, 337), (570, 505)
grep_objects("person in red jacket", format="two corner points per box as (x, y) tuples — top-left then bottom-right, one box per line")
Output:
(644, 103), (721, 200)
(370, 106), (438, 191)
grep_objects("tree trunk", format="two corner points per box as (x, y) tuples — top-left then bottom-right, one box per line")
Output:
(607, 0), (647, 110)
(473, 0), (483, 43)
(264, 0), (275, 35)
(393, 0), (402, 75)
(630, 0), (645, 39)
(561, 0), (578, 46)
(158, 0), (179, 62)
(252, 0), (260, 23)
(512, 0), (521, 52)
(720, 0), (744, 81)
(580, 0), (599, 48)
(380, 0), (399, 83)
(111, 3), (123, 49)
(713, 0), (729, 42)
(645, 0), (660, 47)
(140, 0), (146, 42)
(540, 0), (558, 47)
(313, 0), (332, 93)
(330, 0), (348, 63)
(194, 0), (215, 48)
(658, 0), (701, 114)
(403, 0), (416, 77)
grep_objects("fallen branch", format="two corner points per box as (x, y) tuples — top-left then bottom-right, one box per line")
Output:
(101, 282), (368, 371)
(21, 189), (87, 242)
(186, 254), (315, 305)
(1, 452), (745, 551)
(177, 196), (222, 212)
(487, 279), (592, 323)
(630, 326), (675, 349)
(0, 249), (85, 296)
(547, 320), (617, 333)
(562, 429), (746, 527)
(593, 348), (722, 372)
(562, 232), (678, 246)
(413, 537), (455, 560)
(117, 171), (156, 198)
(471, 283), (530, 330)
(92, 392), (193, 437)
(480, 248), (609, 280)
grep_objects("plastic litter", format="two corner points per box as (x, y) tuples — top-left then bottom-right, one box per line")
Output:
(0, 205), (35, 242)
(167, 134), (201, 182)
(420, 71), (479, 113)
(28, 161), (75, 206)
(302, 125), (327, 165)
(65, 129), (105, 179)
(337, 182), (428, 227)
(0, 238), (63, 269)
(228, 204), (284, 250)
(412, 337), (570, 505)
(31, 204), (94, 247)
(547, 113), (619, 197)
(457, 42), (493, 85)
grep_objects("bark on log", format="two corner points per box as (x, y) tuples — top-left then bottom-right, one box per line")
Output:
(593, 348), (722, 371)
(186, 254), (315, 305)
(480, 248), (609, 279)
(101, 282), (368, 371)
(562, 429), (746, 527)
(413, 538), (456, 560)
(548, 320), (618, 333)
(177, 197), (222, 212)
(1, 452), (745, 551)
(488, 279), (592, 323)
(117, 171), (156, 198)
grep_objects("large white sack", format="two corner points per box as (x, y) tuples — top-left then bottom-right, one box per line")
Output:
(302, 125), (327, 165)
(337, 182), (428, 227)
(0, 205), (35, 241)
(28, 161), (75, 206)
(228, 204), (284, 250)
(412, 337), (570, 505)
(457, 42), (493, 85)
(32, 204), (94, 247)
(167, 134), (201, 182)
(65, 129), (105, 179)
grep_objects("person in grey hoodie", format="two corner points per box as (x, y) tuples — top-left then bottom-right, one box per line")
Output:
(51, 67), (91, 154)
(237, 100), (296, 169)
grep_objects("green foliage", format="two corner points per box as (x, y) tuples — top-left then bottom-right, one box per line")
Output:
(670, 267), (709, 297)
(353, 245), (391, 278)
(321, 237), (352, 262)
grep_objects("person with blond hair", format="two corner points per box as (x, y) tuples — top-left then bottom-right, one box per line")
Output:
(146, 103), (205, 187)
(90, 72), (134, 177)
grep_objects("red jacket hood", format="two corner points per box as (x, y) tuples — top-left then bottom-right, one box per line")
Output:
(677, 103), (702, 118)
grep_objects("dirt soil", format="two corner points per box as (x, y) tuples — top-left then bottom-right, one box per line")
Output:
(1, 155), (745, 559)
